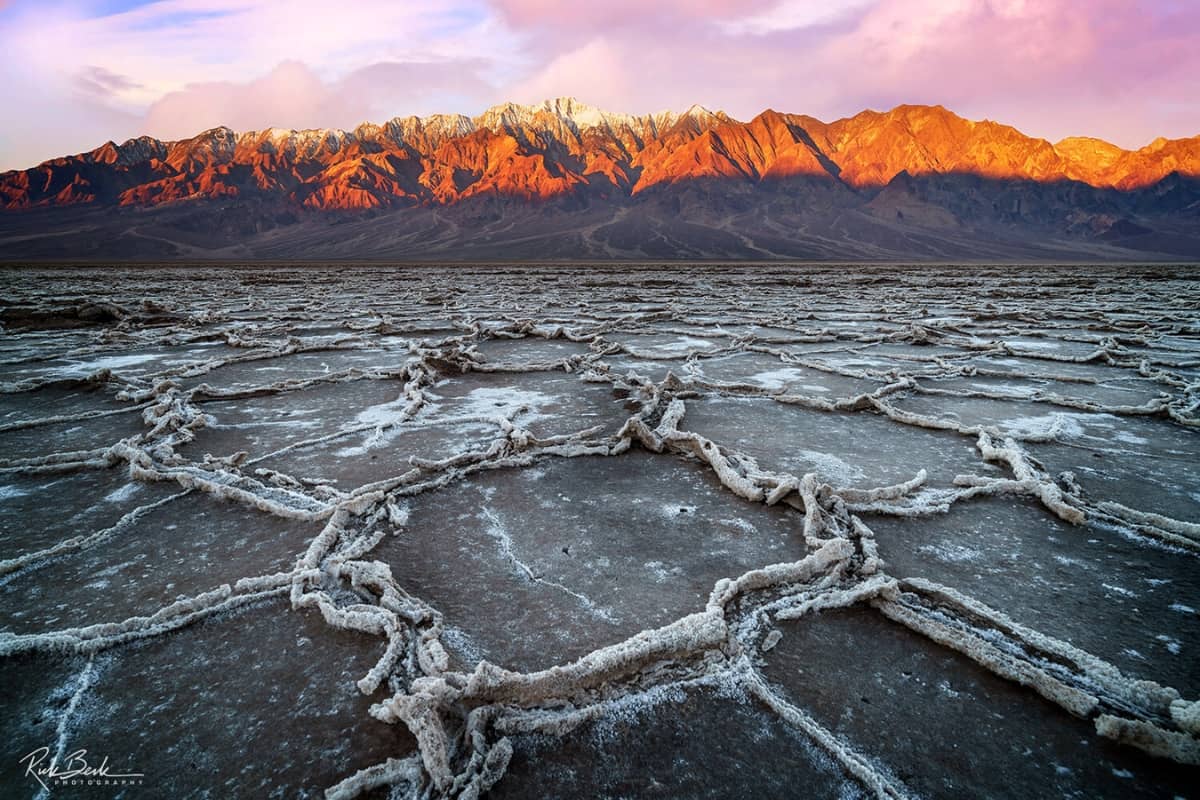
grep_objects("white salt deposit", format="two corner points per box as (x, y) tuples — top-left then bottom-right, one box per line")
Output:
(2, 264), (1197, 799)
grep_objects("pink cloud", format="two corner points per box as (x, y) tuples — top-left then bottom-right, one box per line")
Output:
(74, 65), (143, 99)
(143, 61), (336, 139)
(2, 0), (1197, 170)
(510, 39), (637, 111)
(141, 59), (493, 140)
(502, 0), (1200, 147)
(812, 0), (1200, 143)
(492, 0), (772, 28)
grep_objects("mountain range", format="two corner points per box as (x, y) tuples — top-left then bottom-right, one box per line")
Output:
(2, 98), (1198, 261)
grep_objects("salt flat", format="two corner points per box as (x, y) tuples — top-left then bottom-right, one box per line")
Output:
(0, 264), (1197, 798)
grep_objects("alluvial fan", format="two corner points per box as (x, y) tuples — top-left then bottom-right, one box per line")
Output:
(0, 263), (1198, 799)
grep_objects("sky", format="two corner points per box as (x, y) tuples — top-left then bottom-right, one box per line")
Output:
(1, 0), (1197, 170)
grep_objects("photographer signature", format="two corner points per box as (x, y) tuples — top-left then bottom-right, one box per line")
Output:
(20, 747), (144, 791)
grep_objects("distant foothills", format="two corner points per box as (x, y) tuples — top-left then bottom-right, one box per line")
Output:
(2, 98), (1198, 261)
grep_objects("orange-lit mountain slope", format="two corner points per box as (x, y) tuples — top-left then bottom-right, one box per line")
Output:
(6, 100), (1196, 211)
(1, 99), (1197, 260)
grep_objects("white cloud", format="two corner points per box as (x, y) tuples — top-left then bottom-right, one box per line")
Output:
(718, 0), (875, 35)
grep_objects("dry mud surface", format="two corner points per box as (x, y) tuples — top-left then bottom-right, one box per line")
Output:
(0, 263), (1198, 799)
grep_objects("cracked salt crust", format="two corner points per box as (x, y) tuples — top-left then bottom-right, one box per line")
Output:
(1, 264), (1198, 798)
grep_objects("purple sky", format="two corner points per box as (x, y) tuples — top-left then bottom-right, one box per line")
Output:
(2, 0), (1197, 170)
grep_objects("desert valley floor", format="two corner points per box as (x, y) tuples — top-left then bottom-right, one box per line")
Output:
(0, 263), (1198, 799)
